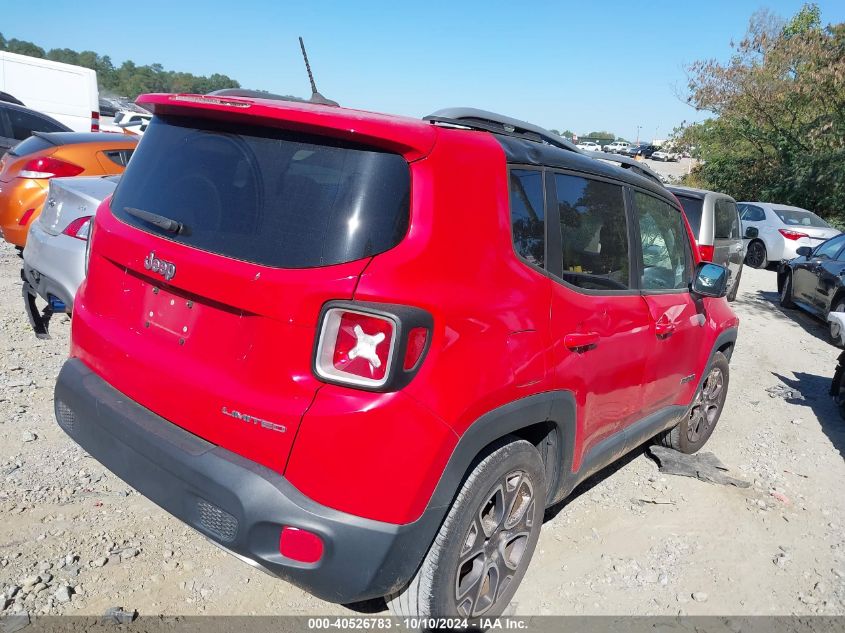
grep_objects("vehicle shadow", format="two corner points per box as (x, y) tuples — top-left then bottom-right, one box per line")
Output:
(544, 445), (647, 522)
(344, 444), (651, 614)
(771, 370), (845, 460)
(732, 287), (832, 346)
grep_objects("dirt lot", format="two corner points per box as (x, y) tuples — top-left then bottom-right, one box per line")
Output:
(0, 240), (843, 618)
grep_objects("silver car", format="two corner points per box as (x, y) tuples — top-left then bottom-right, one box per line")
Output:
(668, 186), (745, 301)
(22, 175), (118, 338)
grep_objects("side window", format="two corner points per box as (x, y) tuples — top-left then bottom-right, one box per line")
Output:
(739, 204), (766, 222)
(554, 173), (631, 291)
(8, 109), (64, 140)
(814, 235), (845, 260)
(635, 192), (692, 291)
(509, 169), (545, 268)
(714, 199), (740, 239)
(103, 149), (135, 167)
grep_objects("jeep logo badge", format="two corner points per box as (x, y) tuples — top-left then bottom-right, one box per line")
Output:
(144, 251), (176, 281)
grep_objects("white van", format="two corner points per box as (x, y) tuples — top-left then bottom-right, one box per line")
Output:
(0, 52), (99, 132)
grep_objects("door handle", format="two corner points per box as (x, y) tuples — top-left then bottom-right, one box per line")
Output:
(564, 332), (599, 352)
(654, 321), (676, 338)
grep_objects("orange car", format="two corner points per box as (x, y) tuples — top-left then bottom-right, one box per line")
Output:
(0, 132), (137, 248)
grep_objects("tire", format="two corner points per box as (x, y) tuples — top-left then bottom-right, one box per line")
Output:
(829, 298), (845, 343)
(745, 241), (767, 269)
(657, 352), (729, 454)
(726, 266), (743, 302)
(387, 439), (546, 619)
(779, 271), (796, 308)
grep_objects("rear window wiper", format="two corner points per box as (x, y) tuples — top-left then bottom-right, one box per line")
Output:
(124, 207), (188, 235)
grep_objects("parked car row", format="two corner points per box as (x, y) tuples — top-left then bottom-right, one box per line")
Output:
(0, 132), (136, 250)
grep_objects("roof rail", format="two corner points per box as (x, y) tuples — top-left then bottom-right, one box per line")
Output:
(424, 107), (580, 153)
(584, 150), (665, 185)
(424, 108), (664, 186)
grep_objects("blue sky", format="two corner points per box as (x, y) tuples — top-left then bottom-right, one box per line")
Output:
(5, 1), (845, 141)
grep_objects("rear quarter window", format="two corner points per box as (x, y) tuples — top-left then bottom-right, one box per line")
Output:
(110, 116), (411, 269)
(674, 195), (703, 239)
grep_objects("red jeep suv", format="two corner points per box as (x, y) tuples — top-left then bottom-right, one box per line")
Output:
(54, 94), (738, 618)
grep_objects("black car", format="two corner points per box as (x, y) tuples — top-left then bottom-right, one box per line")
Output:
(0, 102), (71, 154)
(621, 143), (658, 158)
(778, 232), (845, 339)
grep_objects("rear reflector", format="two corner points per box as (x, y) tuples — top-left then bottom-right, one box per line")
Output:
(91, 111), (100, 132)
(698, 244), (715, 262)
(18, 208), (36, 226)
(779, 228), (809, 241)
(279, 526), (323, 563)
(315, 308), (396, 388)
(404, 327), (429, 370)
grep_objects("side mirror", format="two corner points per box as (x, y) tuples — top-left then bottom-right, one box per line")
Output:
(691, 262), (729, 298)
(796, 246), (813, 258)
(744, 226), (759, 239)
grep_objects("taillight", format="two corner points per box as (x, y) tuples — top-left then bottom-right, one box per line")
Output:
(19, 157), (84, 179)
(62, 216), (92, 241)
(316, 308), (396, 388)
(18, 208), (36, 226)
(91, 111), (100, 132)
(698, 244), (715, 262)
(779, 228), (809, 241)
(314, 302), (432, 391)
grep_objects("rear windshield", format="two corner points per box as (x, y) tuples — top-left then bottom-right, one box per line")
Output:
(110, 116), (411, 269)
(9, 135), (55, 157)
(674, 195), (703, 238)
(774, 208), (830, 228)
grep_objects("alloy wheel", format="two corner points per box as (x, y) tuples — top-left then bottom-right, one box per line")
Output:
(687, 367), (725, 443)
(746, 242), (765, 268)
(830, 301), (845, 341)
(454, 470), (536, 617)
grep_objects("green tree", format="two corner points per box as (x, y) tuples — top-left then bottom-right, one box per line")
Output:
(680, 3), (845, 222)
(0, 33), (241, 98)
(586, 130), (615, 141)
(5, 38), (45, 58)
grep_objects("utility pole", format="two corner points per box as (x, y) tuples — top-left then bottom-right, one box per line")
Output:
(636, 125), (642, 144)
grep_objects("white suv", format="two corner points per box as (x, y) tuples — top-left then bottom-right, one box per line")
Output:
(739, 202), (841, 268)
(603, 141), (630, 154)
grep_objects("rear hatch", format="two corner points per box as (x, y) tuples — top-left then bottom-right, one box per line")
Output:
(76, 105), (416, 473)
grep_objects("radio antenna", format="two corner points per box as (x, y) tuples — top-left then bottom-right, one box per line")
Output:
(299, 37), (338, 106)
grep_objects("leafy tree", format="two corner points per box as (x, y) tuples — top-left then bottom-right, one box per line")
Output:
(0, 32), (242, 98)
(5, 38), (45, 58)
(679, 4), (845, 223)
(586, 131), (615, 141)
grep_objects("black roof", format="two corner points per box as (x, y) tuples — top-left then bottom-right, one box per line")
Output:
(426, 107), (672, 202)
(498, 134), (676, 204)
(33, 131), (137, 146)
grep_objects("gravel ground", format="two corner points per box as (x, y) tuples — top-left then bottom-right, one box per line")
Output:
(0, 240), (843, 618)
